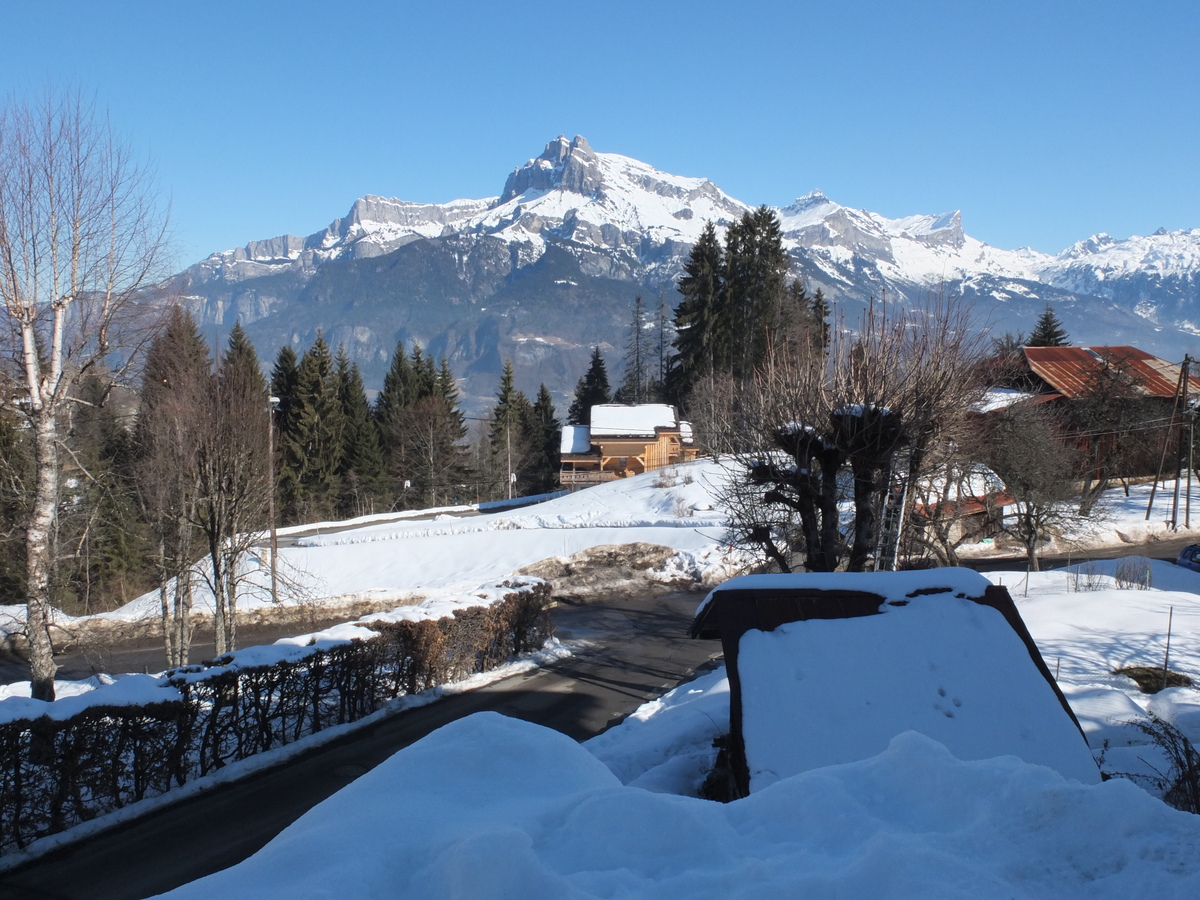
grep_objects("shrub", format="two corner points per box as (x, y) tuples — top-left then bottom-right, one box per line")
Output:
(0, 581), (554, 854)
(1113, 557), (1153, 590)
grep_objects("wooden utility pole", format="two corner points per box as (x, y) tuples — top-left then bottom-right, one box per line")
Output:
(267, 396), (280, 603)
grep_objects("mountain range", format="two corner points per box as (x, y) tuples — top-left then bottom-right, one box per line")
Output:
(172, 135), (1200, 413)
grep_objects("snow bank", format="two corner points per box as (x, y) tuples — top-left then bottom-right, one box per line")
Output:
(738, 593), (1101, 788)
(156, 712), (1200, 900)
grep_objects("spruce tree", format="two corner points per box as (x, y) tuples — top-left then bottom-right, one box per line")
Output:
(567, 347), (612, 425)
(810, 288), (831, 352)
(136, 307), (214, 665)
(654, 292), (671, 399)
(375, 340), (415, 502)
(405, 357), (468, 508)
(336, 348), (385, 516)
(490, 361), (532, 497)
(288, 332), (344, 520)
(1029, 305), (1070, 347)
(726, 206), (789, 378)
(616, 295), (650, 404)
(410, 344), (438, 401)
(528, 384), (561, 494)
(376, 340), (416, 423)
(670, 221), (724, 401)
(269, 345), (301, 437)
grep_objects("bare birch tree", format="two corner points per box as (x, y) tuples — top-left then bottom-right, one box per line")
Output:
(0, 90), (167, 699)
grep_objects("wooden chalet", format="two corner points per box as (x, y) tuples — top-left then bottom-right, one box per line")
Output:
(984, 345), (1200, 481)
(691, 570), (1097, 799)
(560, 403), (699, 487)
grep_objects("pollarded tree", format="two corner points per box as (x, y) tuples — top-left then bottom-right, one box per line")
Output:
(0, 91), (168, 698)
(705, 299), (983, 573)
(567, 347), (611, 426)
(1029, 305), (1069, 347)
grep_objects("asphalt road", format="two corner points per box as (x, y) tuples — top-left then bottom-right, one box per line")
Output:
(0, 592), (722, 900)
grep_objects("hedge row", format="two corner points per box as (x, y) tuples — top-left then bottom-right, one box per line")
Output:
(0, 581), (553, 855)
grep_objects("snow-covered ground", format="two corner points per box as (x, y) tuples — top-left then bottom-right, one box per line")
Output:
(4, 461), (1200, 895)
(155, 558), (1200, 899)
(0, 460), (742, 649)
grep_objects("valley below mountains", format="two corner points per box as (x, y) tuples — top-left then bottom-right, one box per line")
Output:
(170, 135), (1200, 412)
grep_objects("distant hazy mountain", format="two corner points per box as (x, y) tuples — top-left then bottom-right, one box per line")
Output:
(171, 135), (1200, 412)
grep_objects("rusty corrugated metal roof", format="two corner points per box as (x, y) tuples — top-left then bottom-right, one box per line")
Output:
(1022, 346), (1200, 399)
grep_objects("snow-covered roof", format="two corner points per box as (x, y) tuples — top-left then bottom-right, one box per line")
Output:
(589, 404), (679, 438)
(560, 424), (592, 455)
(973, 387), (1037, 413)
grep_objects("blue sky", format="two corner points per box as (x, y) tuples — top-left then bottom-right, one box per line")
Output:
(4, 1), (1196, 267)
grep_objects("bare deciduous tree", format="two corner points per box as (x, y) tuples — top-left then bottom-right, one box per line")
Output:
(979, 402), (1082, 572)
(0, 90), (168, 699)
(699, 299), (983, 572)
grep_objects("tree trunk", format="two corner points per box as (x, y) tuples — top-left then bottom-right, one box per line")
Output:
(209, 532), (227, 656)
(26, 412), (60, 701)
(224, 546), (239, 652)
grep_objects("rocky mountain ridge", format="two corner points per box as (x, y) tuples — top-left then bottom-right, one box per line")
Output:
(173, 136), (1200, 412)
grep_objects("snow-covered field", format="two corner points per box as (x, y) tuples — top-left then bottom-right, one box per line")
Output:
(4, 461), (1200, 896)
(153, 555), (1200, 899)
(0, 460), (740, 648)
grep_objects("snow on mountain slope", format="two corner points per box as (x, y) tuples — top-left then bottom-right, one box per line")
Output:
(191, 136), (749, 284)
(777, 190), (1050, 288)
(189, 135), (1198, 305)
(1038, 228), (1200, 295)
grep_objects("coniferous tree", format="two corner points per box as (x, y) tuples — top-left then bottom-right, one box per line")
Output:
(196, 323), (271, 652)
(669, 221), (724, 401)
(336, 348), (385, 517)
(410, 344), (438, 401)
(405, 357), (468, 508)
(810, 288), (831, 352)
(375, 340), (415, 503)
(288, 332), (344, 521)
(61, 373), (151, 614)
(653, 292), (671, 401)
(616, 295), (650, 404)
(0, 383), (31, 604)
(527, 384), (562, 494)
(269, 346), (301, 436)
(1029, 305), (1070, 347)
(489, 361), (532, 498)
(269, 345), (302, 517)
(725, 206), (790, 378)
(567, 347), (612, 425)
(136, 306), (214, 666)
(375, 340), (417, 424)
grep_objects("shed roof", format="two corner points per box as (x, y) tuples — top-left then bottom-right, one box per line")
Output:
(1022, 346), (1200, 399)
(560, 425), (592, 455)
